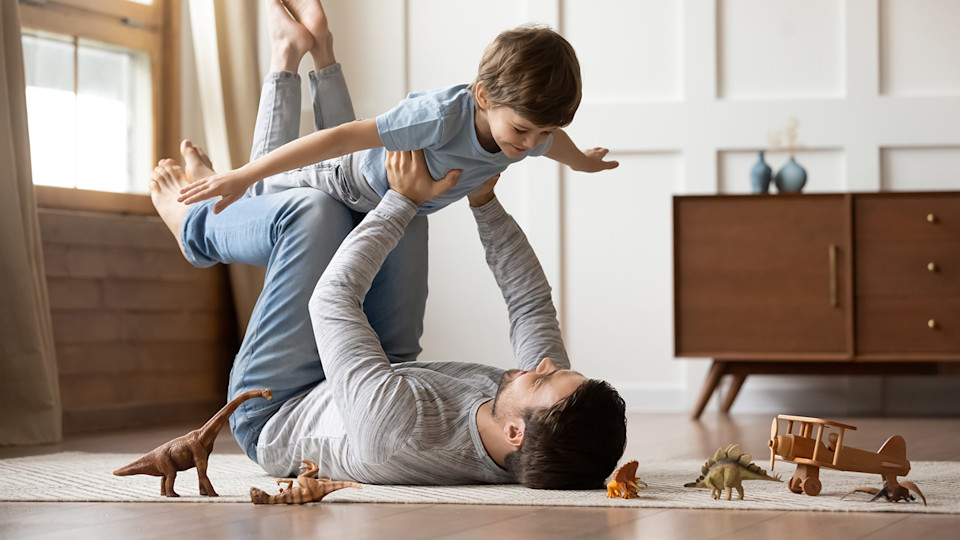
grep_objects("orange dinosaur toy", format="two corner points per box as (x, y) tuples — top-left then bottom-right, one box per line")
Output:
(113, 388), (273, 497)
(606, 460), (647, 499)
(250, 460), (361, 504)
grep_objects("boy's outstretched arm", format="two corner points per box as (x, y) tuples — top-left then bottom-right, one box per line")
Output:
(178, 119), (383, 213)
(545, 128), (619, 173)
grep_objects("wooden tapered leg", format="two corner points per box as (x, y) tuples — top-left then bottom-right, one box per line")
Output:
(720, 373), (747, 413)
(691, 361), (726, 420)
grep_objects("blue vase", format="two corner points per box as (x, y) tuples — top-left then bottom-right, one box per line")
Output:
(749, 150), (772, 194)
(775, 156), (807, 193)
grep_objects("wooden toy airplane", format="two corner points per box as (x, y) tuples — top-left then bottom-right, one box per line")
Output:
(767, 414), (926, 504)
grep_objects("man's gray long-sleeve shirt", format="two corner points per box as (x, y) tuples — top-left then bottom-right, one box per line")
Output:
(256, 190), (569, 484)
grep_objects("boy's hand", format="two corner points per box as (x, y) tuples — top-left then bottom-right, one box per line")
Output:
(574, 147), (619, 173)
(178, 168), (254, 214)
(385, 150), (461, 206)
(467, 174), (500, 207)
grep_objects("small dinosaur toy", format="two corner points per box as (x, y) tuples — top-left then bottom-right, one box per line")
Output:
(113, 388), (273, 497)
(250, 460), (361, 504)
(606, 460), (648, 499)
(684, 443), (781, 500)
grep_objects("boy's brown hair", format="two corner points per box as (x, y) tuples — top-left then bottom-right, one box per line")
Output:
(469, 25), (582, 128)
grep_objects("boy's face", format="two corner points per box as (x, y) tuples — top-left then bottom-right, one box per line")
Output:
(485, 106), (558, 158)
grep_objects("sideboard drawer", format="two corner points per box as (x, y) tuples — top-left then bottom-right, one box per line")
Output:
(857, 296), (960, 354)
(856, 194), (960, 242)
(856, 241), (960, 296)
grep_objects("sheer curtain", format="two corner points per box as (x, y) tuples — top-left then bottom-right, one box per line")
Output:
(188, 0), (265, 333)
(0, 0), (62, 445)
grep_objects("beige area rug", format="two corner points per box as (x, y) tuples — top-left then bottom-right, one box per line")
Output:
(0, 452), (957, 513)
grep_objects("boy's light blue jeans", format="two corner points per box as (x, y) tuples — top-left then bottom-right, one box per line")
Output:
(179, 65), (428, 463)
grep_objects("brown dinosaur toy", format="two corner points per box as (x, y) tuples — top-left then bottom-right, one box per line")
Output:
(250, 460), (361, 504)
(113, 388), (273, 497)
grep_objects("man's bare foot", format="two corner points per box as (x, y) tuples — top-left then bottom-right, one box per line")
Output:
(268, 0), (314, 73)
(180, 139), (214, 181)
(149, 159), (191, 260)
(283, 0), (335, 70)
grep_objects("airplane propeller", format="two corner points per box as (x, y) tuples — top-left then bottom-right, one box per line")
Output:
(768, 417), (779, 470)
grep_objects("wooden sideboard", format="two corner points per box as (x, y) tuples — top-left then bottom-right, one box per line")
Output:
(673, 192), (960, 419)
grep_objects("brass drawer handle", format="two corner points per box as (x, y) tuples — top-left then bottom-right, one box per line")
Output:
(928, 319), (937, 329)
(829, 244), (838, 307)
(928, 262), (938, 272)
(927, 213), (937, 223)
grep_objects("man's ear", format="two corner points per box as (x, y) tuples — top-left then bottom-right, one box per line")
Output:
(475, 82), (490, 110)
(504, 419), (525, 449)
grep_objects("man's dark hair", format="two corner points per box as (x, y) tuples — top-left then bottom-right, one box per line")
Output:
(504, 379), (627, 489)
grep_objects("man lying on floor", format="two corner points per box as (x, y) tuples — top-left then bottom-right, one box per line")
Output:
(151, 145), (625, 490)
(274, 149), (627, 489)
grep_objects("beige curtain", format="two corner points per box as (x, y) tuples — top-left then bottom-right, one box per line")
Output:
(188, 0), (265, 334)
(0, 0), (62, 445)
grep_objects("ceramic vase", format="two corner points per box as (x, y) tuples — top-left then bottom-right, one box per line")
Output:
(775, 156), (807, 193)
(749, 150), (772, 194)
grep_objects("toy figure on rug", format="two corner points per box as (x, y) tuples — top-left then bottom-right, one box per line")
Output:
(769, 414), (926, 504)
(684, 443), (781, 500)
(250, 460), (361, 504)
(606, 460), (647, 499)
(113, 388), (273, 497)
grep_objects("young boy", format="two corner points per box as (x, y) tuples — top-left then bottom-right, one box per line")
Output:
(178, 5), (617, 214)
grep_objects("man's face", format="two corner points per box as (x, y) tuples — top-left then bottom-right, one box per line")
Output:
(491, 358), (587, 419)
(485, 106), (557, 159)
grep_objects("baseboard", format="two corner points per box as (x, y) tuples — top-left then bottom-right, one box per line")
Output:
(619, 376), (960, 416)
(617, 384), (689, 413)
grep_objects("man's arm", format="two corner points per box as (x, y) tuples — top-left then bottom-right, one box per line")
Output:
(308, 151), (459, 464)
(468, 178), (570, 371)
(308, 191), (419, 464)
(544, 129), (619, 173)
(179, 119), (383, 213)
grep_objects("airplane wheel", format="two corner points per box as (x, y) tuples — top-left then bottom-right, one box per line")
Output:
(802, 477), (821, 496)
(788, 476), (803, 494)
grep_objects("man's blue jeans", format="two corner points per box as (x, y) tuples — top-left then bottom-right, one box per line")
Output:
(178, 65), (428, 462)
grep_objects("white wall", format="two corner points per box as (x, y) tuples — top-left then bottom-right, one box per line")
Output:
(238, 0), (959, 415)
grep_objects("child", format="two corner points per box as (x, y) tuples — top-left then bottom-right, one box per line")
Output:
(178, 7), (617, 215)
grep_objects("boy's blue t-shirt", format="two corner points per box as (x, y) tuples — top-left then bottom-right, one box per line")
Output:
(361, 84), (553, 215)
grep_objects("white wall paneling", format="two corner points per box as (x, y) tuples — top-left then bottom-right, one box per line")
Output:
(879, 0), (960, 97)
(563, 0), (683, 101)
(236, 0), (960, 414)
(718, 0), (846, 100)
(881, 147), (960, 191)
(563, 153), (685, 411)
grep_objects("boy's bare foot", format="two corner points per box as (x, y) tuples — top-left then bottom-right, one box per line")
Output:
(180, 139), (214, 180)
(149, 159), (191, 260)
(283, 0), (336, 70)
(268, 0), (314, 72)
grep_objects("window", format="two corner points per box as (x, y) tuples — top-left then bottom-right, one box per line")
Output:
(19, 0), (179, 197)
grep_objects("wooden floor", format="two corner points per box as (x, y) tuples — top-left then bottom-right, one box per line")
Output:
(1, 413), (958, 540)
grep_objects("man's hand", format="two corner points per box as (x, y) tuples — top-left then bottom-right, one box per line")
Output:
(573, 147), (619, 173)
(467, 174), (500, 207)
(385, 150), (460, 206)
(178, 168), (255, 214)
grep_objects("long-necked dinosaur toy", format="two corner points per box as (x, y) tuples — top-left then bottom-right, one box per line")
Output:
(113, 388), (273, 497)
